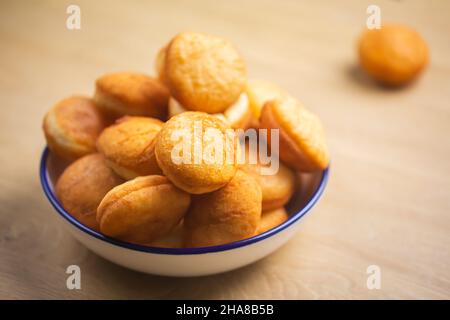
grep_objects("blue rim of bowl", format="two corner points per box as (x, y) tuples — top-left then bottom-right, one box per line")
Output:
(40, 147), (329, 255)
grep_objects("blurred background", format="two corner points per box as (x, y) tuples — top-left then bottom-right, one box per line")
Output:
(0, 0), (449, 299)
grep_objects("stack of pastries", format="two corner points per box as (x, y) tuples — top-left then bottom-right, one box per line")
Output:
(42, 32), (330, 248)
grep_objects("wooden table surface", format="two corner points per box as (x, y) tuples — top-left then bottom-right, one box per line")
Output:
(0, 0), (449, 299)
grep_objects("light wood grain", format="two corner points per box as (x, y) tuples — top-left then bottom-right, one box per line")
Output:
(0, 0), (449, 299)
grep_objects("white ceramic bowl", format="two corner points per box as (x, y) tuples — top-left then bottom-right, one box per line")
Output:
(40, 148), (329, 277)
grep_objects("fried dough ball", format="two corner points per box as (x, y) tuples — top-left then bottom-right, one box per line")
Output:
(97, 116), (163, 180)
(256, 208), (289, 235)
(155, 111), (239, 194)
(259, 98), (329, 172)
(168, 93), (251, 129)
(56, 153), (124, 231)
(245, 79), (290, 122)
(184, 170), (262, 247)
(163, 32), (246, 113)
(148, 221), (184, 248)
(97, 175), (191, 244)
(43, 96), (106, 160)
(240, 144), (296, 211)
(358, 24), (428, 86)
(94, 72), (169, 119)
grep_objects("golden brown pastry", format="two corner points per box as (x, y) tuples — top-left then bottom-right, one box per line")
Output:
(246, 79), (289, 124)
(93, 72), (169, 119)
(97, 116), (163, 180)
(184, 170), (262, 247)
(47, 152), (72, 184)
(155, 111), (239, 194)
(97, 175), (190, 244)
(222, 93), (252, 129)
(56, 153), (124, 231)
(259, 97), (329, 172)
(148, 221), (184, 248)
(358, 24), (428, 86)
(256, 208), (289, 235)
(240, 145), (296, 211)
(43, 96), (106, 160)
(168, 93), (251, 129)
(163, 32), (246, 113)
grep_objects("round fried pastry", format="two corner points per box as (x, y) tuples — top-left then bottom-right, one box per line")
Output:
(168, 93), (251, 129)
(97, 116), (163, 180)
(241, 145), (296, 211)
(256, 208), (289, 235)
(56, 153), (124, 231)
(155, 111), (239, 194)
(97, 175), (191, 243)
(184, 170), (262, 247)
(43, 96), (106, 160)
(246, 79), (289, 121)
(259, 98), (329, 172)
(94, 72), (169, 119)
(164, 32), (246, 113)
(148, 221), (184, 248)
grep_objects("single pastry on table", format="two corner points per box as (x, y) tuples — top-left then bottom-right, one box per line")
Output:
(93, 72), (169, 120)
(256, 208), (289, 235)
(43, 96), (106, 160)
(56, 153), (124, 231)
(245, 79), (290, 127)
(97, 175), (191, 244)
(240, 144), (296, 211)
(155, 111), (240, 194)
(168, 92), (251, 129)
(97, 116), (163, 180)
(158, 31), (246, 113)
(358, 24), (428, 86)
(184, 170), (262, 247)
(259, 97), (329, 172)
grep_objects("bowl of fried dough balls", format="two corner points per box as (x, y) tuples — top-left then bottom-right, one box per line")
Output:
(40, 32), (329, 276)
